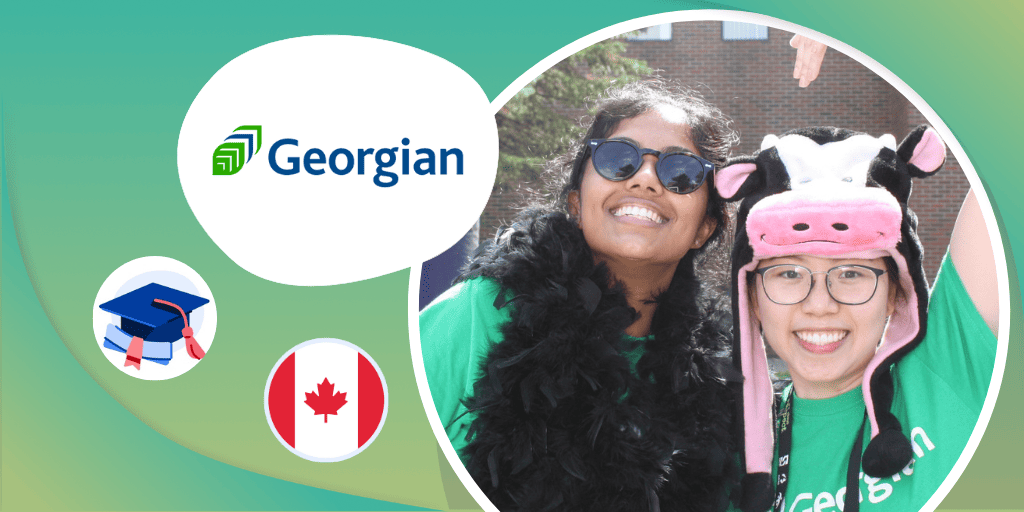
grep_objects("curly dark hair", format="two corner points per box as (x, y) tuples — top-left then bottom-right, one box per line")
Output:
(521, 78), (738, 296)
(536, 78), (738, 249)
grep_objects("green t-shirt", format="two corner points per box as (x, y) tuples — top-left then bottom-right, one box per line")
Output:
(419, 277), (647, 461)
(774, 254), (996, 512)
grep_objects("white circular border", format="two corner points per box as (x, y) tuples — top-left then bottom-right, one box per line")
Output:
(92, 256), (218, 381)
(408, 10), (1012, 512)
(263, 337), (390, 463)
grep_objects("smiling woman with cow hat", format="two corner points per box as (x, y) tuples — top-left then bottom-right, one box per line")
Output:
(420, 79), (739, 512)
(717, 126), (998, 512)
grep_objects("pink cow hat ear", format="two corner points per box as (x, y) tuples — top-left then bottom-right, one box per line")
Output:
(902, 126), (945, 176)
(724, 125), (946, 512)
(716, 161), (758, 200)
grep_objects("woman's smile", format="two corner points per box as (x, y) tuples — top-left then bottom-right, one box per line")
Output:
(610, 200), (669, 225)
(793, 329), (849, 354)
(573, 107), (714, 268)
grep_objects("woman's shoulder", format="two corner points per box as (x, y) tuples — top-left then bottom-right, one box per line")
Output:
(420, 276), (509, 327)
(459, 209), (596, 287)
(425, 275), (502, 302)
(896, 253), (996, 408)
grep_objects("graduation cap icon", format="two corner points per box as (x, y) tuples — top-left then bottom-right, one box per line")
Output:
(99, 283), (209, 369)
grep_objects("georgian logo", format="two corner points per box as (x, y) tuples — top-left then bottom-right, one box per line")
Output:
(178, 36), (497, 286)
(213, 125), (262, 175)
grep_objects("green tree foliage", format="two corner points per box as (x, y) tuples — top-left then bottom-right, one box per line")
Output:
(496, 37), (652, 188)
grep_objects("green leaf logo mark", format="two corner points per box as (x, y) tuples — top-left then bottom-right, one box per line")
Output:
(213, 125), (263, 175)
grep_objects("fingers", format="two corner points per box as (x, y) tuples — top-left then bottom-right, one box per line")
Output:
(801, 41), (826, 86)
(790, 35), (828, 87)
(791, 35), (806, 79)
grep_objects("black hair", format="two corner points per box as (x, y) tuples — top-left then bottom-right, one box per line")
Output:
(883, 256), (907, 304)
(539, 79), (738, 251)
(492, 78), (739, 308)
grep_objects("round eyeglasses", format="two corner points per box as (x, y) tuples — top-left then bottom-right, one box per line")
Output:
(754, 264), (887, 306)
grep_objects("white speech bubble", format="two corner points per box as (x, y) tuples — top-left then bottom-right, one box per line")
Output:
(178, 36), (498, 286)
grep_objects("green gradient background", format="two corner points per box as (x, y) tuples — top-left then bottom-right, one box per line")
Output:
(1, 1), (1021, 511)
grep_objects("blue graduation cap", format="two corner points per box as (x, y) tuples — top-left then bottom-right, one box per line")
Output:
(99, 283), (209, 369)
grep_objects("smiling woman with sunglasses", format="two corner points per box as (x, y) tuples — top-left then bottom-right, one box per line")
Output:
(420, 80), (740, 512)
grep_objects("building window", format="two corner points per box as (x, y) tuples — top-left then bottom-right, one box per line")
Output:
(722, 21), (768, 41)
(627, 23), (672, 41)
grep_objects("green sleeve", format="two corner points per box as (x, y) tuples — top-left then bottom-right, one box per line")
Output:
(419, 277), (511, 458)
(916, 251), (998, 409)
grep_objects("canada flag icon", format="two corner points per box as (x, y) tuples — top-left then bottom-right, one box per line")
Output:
(264, 339), (387, 462)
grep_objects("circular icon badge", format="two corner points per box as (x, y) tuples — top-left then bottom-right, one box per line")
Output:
(92, 256), (217, 380)
(264, 338), (388, 462)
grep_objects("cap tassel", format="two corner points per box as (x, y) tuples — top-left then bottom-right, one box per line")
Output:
(153, 298), (205, 360)
(124, 336), (144, 369)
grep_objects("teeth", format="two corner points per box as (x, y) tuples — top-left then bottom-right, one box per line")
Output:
(612, 205), (666, 224)
(795, 330), (847, 345)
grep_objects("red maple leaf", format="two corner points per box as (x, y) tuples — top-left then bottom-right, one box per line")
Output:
(304, 378), (348, 423)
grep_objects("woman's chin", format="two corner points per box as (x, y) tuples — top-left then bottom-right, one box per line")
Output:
(597, 247), (686, 268)
(789, 364), (866, 399)
(594, 235), (694, 265)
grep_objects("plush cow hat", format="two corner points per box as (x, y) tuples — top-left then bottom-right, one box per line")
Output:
(716, 126), (946, 511)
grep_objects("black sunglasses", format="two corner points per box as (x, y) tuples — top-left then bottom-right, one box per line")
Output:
(587, 138), (714, 194)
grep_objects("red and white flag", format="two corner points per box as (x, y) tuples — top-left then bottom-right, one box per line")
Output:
(264, 339), (387, 462)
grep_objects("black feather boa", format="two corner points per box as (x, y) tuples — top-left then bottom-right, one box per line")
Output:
(455, 210), (737, 512)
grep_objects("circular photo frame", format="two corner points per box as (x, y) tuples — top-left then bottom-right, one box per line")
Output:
(411, 11), (1008, 512)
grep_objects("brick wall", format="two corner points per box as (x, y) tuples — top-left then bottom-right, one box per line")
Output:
(626, 23), (905, 155)
(482, 21), (970, 283)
